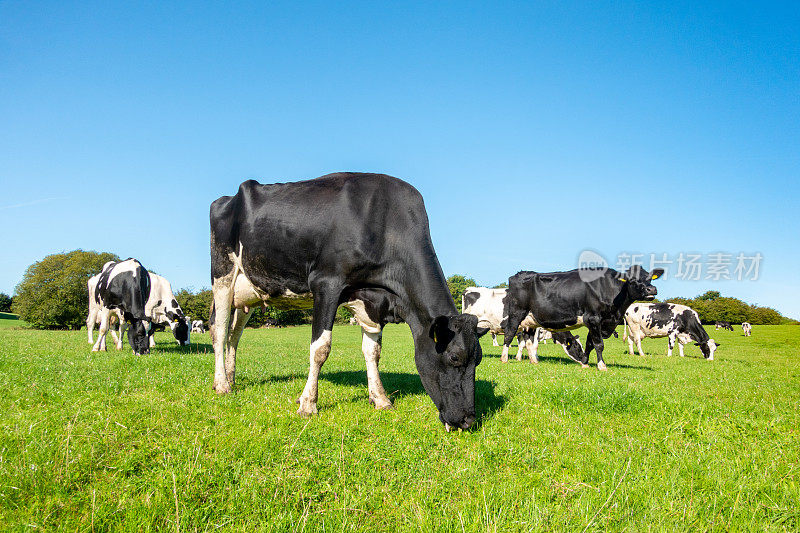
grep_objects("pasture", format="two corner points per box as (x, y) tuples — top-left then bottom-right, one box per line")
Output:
(0, 320), (798, 531)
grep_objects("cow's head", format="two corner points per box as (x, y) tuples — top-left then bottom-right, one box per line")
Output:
(695, 339), (720, 360)
(562, 334), (587, 364)
(417, 314), (488, 431)
(170, 316), (190, 346)
(128, 319), (151, 355)
(619, 265), (664, 301)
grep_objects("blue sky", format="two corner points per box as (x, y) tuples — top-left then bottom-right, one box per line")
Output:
(2, 1), (799, 317)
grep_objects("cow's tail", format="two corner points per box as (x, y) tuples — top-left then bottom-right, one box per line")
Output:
(622, 317), (628, 340)
(209, 300), (216, 344)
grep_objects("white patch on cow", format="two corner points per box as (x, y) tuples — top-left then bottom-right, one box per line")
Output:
(343, 300), (381, 334)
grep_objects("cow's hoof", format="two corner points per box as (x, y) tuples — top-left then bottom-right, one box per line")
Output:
(530, 359), (539, 365)
(369, 396), (393, 410)
(213, 381), (232, 394)
(597, 362), (608, 371)
(91, 347), (99, 352)
(580, 363), (590, 369)
(296, 399), (318, 417)
(500, 356), (509, 363)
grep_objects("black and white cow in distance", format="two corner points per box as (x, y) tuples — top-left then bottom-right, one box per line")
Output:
(89, 267), (190, 352)
(191, 320), (205, 334)
(501, 265), (664, 371)
(209, 173), (487, 430)
(715, 321), (734, 331)
(461, 286), (584, 364)
(624, 303), (720, 359)
(92, 259), (152, 355)
(742, 322), (752, 336)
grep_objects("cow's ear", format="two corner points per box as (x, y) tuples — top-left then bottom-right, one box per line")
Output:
(476, 326), (491, 338)
(651, 268), (665, 280)
(429, 316), (453, 353)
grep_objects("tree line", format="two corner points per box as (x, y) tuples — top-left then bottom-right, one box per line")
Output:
(6, 251), (797, 329)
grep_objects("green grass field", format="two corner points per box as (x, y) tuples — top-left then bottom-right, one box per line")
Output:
(0, 320), (798, 531)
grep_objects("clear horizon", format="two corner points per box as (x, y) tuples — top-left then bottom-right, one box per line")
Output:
(2, 2), (798, 318)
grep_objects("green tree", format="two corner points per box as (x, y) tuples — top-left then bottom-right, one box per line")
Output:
(13, 250), (120, 329)
(0, 293), (12, 312)
(174, 288), (214, 324)
(697, 290), (721, 301)
(447, 274), (477, 312)
(665, 292), (795, 325)
(492, 282), (508, 289)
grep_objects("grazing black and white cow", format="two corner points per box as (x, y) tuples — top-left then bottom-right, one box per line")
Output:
(501, 265), (664, 370)
(715, 321), (734, 331)
(462, 286), (584, 364)
(137, 272), (190, 347)
(742, 322), (752, 336)
(191, 320), (205, 334)
(525, 328), (585, 363)
(209, 173), (487, 430)
(89, 269), (190, 351)
(624, 303), (720, 359)
(92, 259), (152, 355)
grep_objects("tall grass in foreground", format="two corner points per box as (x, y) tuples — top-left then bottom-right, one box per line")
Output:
(0, 324), (797, 531)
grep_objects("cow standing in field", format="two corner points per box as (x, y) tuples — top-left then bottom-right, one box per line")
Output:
(209, 173), (487, 430)
(462, 286), (584, 363)
(89, 268), (190, 351)
(715, 321), (734, 331)
(742, 322), (752, 336)
(624, 302), (720, 359)
(91, 259), (152, 355)
(501, 266), (664, 370)
(192, 320), (205, 334)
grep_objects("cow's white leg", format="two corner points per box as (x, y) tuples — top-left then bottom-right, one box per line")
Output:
(362, 329), (392, 409)
(636, 336), (645, 357)
(527, 332), (540, 364)
(86, 308), (98, 344)
(667, 333), (675, 356)
(108, 312), (121, 348)
(212, 284), (234, 394)
(92, 311), (110, 352)
(515, 332), (525, 361)
(297, 288), (339, 416)
(627, 332), (636, 355)
(501, 344), (510, 362)
(297, 330), (332, 416)
(491, 333), (499, 347)
(678, 340), (685, 357)
(225, 307), (253, 386)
